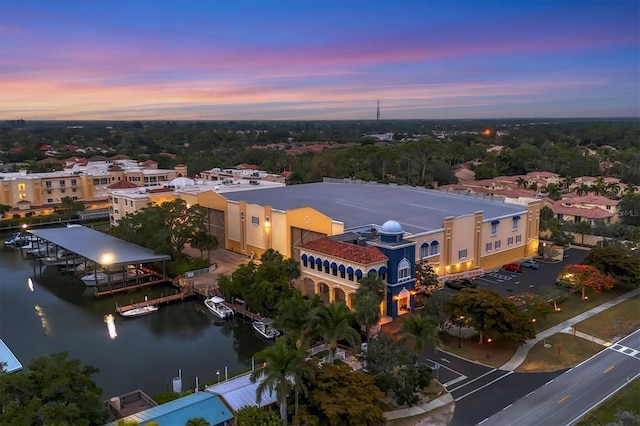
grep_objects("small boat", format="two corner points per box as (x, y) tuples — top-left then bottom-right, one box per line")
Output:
(80, 272), (109, 286)
(253, 318), (280, 339)
(119, 305), (158, 318)
(204, 296), (234, 319)
(4, 232), (31, 247)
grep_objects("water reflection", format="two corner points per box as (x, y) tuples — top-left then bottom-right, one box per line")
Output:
(27, 277), (34, 292)
(104, 314), (118, 340)
(34, 305), (52, 336)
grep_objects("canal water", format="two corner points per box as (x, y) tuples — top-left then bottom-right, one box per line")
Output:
(0, 235), (269, 398)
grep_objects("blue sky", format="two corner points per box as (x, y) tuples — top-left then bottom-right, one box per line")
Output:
(0, 0), (638, 120)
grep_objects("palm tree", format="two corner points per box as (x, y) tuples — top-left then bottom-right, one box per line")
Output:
(313, 302), (361, 364)
(354, 289), (381, 341)
(251, 339), (313, 426)
(562, 176), (575, 191)
(592, 177), (607, 196)
(575, 183), (591, 196)
(394, 315), (440, 354)
(275, 292), (321, 350)
(623, 183), (637, 196)
(515, 177), (527, 189)
(545, 183), (561, 201)
(606, 182), (621, 197)
(189, 231), (218, 260)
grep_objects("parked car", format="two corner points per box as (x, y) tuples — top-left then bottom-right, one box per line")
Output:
(444, 279), (477, 291)
(502, 262), (523, 273)
(521, 259), (539, 269)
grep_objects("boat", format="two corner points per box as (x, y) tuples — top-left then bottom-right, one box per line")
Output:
(4, 232), (31, 247)
(80, 271), (110, 286)
(252, 318), (280, 339)
(119, 305), (158, 318)
(204, 296), (234, 319)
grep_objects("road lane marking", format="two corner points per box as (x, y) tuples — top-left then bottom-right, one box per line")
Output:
(603, 365), (614, 374)
(454, 371), (513, 401)
(558, 394), (570, 404)
(502, 403), (512, 411)
(449, 368), (497, 393)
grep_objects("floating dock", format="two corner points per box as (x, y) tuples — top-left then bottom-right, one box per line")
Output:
(0, 339), (23, 373)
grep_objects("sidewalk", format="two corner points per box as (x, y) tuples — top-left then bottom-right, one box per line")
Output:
(499, 288), (640, 371)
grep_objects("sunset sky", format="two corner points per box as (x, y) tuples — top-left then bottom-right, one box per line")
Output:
(1, 1), (638, 120)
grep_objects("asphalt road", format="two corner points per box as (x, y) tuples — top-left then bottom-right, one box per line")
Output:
(479, 328), (640, 426)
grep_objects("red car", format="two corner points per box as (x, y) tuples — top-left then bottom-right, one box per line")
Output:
(503, 262), (523, 273)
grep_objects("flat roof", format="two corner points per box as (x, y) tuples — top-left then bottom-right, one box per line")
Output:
(224, 181), (528, 234)
(206, 371), (278, 411)
(28, 226), (170, 267)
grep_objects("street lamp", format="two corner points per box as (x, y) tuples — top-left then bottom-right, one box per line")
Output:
(458, 315), (466, 348)
(216, 369), (220, 383)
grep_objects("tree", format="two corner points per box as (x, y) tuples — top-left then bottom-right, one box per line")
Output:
(275, 292), (322, 350)
(558, 264), (615, 300)
(618, 194), (640, 227)
(358, 334), (416, 377)
(545, 183), (561, 201)
(572, 220), (592, 245)
(445, 289), (536, 344)
(250, 339), (314, 426)
(507, 292), (552, 322)
(515, 177), (528, 189)
(189, 231), (219, 260)
(414, 260), (439, 295)
(421, 289), (452, 327)
(539, 287), (570, 312)
(354, 274), (385, 340)
(235, 406), (281, 426)
(312, 302), (361, 364)
(0, 352), (107, 425)
(394, 315), (440, 353)
(583, 246), (640, 289)
(300, 363), (385, 426)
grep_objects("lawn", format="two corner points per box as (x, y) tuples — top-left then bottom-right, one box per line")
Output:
(516, 333), (601, 372)
(577, 295), (640, 342)
(576, 378), (640, 425)
(440, 333), (519, 369)
(533, 289), (629, 332)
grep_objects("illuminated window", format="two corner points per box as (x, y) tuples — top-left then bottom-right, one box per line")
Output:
(19, 193), (27, 199)
(398, 258), (411, 282)
(18, 183), (26, 190)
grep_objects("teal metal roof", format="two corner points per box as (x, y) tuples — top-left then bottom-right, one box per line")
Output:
(105, 392), (233, 426)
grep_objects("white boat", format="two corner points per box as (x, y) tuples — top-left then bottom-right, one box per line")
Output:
(253, 318), (280, 339)
(4, 232), (31, 247)
(80, 272), (109, 286)
(119, 305), (158, 318)
(204, 296), (234, 319)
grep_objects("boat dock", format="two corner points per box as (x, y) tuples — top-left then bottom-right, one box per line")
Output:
(93, 267), (171, 296)
(0, 339), (23, 373)
(115, 285), (196, 315)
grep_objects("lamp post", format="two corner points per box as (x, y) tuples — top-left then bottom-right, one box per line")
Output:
(216, 369), (220, 383)
(458, 315), (466, 348)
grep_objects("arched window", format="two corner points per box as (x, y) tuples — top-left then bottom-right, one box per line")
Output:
(420, 242), (429, 258)
(398, 258), (411, 282)
(429, 241), (440, 256)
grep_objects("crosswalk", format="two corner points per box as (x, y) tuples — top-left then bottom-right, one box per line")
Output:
(608, 343), (640, 359)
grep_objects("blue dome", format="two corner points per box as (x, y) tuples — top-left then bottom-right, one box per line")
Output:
(380, 220), (403, 235)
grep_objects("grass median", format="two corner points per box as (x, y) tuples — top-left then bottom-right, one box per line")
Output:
(516, 333), (601, 372)
(576, 295), (640, 342)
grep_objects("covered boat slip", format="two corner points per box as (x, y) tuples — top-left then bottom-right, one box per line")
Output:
(0, 338), (22, 373)
(28, 226), (171, 285)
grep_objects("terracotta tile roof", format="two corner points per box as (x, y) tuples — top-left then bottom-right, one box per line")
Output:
(563, 194), (618, 206)
(107, 180), (139, 189)
(299, 238), (388, 265)
(551, 201), (613, 219)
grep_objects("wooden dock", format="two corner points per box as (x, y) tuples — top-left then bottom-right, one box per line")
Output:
(115, 287), (196, 314)
(94, 278), (172, 297)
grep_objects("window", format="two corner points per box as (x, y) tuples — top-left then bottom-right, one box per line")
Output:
(71, 188), (77, 193)
(302, 258), (308, 268)
(46, 181), (52, 188)
(486, 242), (492, 252)
(251, 216), (259, 226)
(348, 271), (354, 281)
(46, 190), (52, 195)
(340, 270), (345, 279)
(430, 241), (439, 256)
(59, 180), (65, 187)
(420, 243), (429, 258)
(508, 237), (514, 246)
(324, 264), (329, 274)
(114, 209), (119, 215)
(18, 183), (26, 191)
(47, 198), (53, 203)
(516, 235), (522, 244)
(606, 205), (611, 210)
(495, 240), (501, 249)
(512, 216), (520, 230)
(60, 189), (66, 194)
(398, 259), (411, 282)
(459, 249), (467, 260)
(491, 220), (499, 235)
(70, 179), (77, 187)
(113, 197), (119, 204)
(19, 193), (26, 199)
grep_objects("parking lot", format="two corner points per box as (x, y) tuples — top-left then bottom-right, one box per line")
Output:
(454, 247), (590, 297)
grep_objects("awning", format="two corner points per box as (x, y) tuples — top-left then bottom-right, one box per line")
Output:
(398, 287), (410, 299)
(378, 266), (388, 274)
(301, 254), (308, 261)
(315, 257), (322, 265)
(421, 242), (429, 248)
(513, 215), (521, 220)
(323, 260), (330, 267)
(430, 240), (439, 246)
(355, 269), (363, 278)
(338, 264), (346, 272)
(491, 220), (500, 225)
(346, 266), (354, 274)
(330, 262), (338, 269)
(367, 269), (377, 276)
